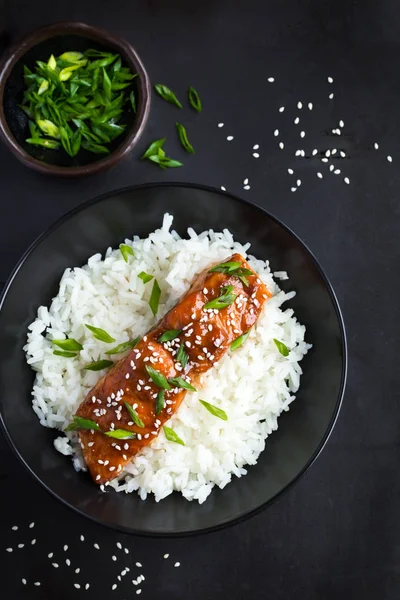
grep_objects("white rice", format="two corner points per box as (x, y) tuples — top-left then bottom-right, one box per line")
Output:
(24, 214), (311, 504)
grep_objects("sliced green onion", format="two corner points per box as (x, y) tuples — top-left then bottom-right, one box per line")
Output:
(188, 86), (202, 112)
(52, 338), (83, 351)
(176, 343), (189, 368)
(163, 426), (185, 445)
(124, 402), (144, 428)
(273, 339), (289, 357)
(83, 360), (113, 371)
(168, 376), (196, 392)
(53, 350), (78, 358)
(155, 390), (165, 415)
(105, 337), (140, 355)
(158, 329), (181, 343)
(199, 400), (228, 421)
(176, 122), (195, 153)
(145, 364), (171, 390)
(104, 429), (136, 439)
(85, 324), (115, 343)
(138, 271), (154, 283)
(65, 415), (101, 432)
(230, 330), (251, 351)
(154, 84), (182, 108)
(149, 279), (161, 316)
(119, 243), (134, 262)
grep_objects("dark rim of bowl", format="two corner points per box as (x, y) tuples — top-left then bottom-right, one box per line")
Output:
(0, 22), (151, 177)
(0, 183), (348, 537)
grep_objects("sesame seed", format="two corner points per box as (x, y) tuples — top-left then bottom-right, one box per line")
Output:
(227, 135), (234, 141)
(220, 186), (226, 191)
(253, 153), (260, 158)
(321, 157), (328, 163)
(290, 187), (297, 192)
(125, 373), (130, 379)
(296, 179), (301, 187)
(66, 559), (71, 566)
(75, 568), (80, 574)
(34, 582), (41, 586)
(300, 131), (305, 138)
(64, 545), (68, 551)
(117, 542), (122, 549)
(295, 150), (301, 156)
(218, 122), (224, 128)
(86, 584), (90, 590)
(48, 552), (53, 558)
(279, 142), (284, 149)
(387, 155), (393, 162)
(136, 562), (142, 567)
(243, 177), (249, 184)
(253, 144), (259, 150)
(22, 579), (26, 585)
(136, 591), (142, 595)
(317, 172), (323, 179)
(344, 177), (350, 184)
(29, 522), (35, 529)
(339, 120), (344, 127)
(374, 142), (379, 150)
(312, 149), (318, 156)
(112, 584), (117, 590)
(340, 151), (346, 157)
(334, 169), (341, 174)
(125, 548), (129, 554)
(94, 543), (100, 549)
(11, 526), (18, 531)
(329, 93), (334, 99)
(244, 185), (250, 190)
(112, 555), (117, 561)
(308, 102), (313, 110)
(325, 150), (331, 157)
(164, 553), (170, 558)
(332, 149), (337, 155)
(74, 583), (81, 589)
(52, 563), (59, 568)
(297, 101), (302, 109)
(31, 539), (36, 545)
(294, 117), (300, 125)
(279, 106), (285, 112)
(274, 129), (279, 136)
(174, 562), (181, 567)
(330, 165), (334, 171)
(268, 77), (274, 82)
(6, 547), (13, 552)
(18, 543), (24, 548)
(327, 76), (333, 83)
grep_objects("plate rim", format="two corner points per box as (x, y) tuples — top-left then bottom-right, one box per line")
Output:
(0, 182), (348, 537)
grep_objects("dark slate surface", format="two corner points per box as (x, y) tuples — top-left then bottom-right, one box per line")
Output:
(1, 1), (399, 598)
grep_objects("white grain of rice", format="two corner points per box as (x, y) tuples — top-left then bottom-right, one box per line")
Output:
(24, 215), (310, 504)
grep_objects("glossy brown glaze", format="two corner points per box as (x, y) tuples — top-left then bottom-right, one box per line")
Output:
(76, 253), (271, 485)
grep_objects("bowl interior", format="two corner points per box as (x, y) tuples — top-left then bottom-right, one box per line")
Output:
(3, 33), (139, 168)
(0, 184), (346, 536)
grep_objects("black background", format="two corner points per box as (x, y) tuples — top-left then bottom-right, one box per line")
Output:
(1, 1), (399, 598)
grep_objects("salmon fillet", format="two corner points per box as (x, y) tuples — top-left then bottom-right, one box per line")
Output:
(74, 253), (271, 485)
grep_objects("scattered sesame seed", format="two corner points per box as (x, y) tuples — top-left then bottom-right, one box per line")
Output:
(290, 187), (297, 192)
(268, 77), (275, 82)
(374, 142), (379, 150)
(6, 548), (12, 553)
(279, 142), (284, 149)
(294, 117), (300, 125)
(125, 373), (130, 379)
(312, 149), (318, 156)
(279, 106), (285, 112)
(339, 120), (344, 128)
(226, 135), (234, 141)
(288, 168), (294, 174)
(86, 584), (90, 590)
(321, 157), (328, 163)
(296, 179), (301, 186)
(253, 144), (259, 150)
(18, 543), (24, 548)
(125, 548), (129, 554)
(274, 129), (279, 136)
(11, 526), (18, 531)
(74, 583), (81, 589)
(308, 102), (313, 110)
(330, 165), (334, 171)
(48, 552), (53, 558)
(31, 539), (36, 545)
(317, 172), (323, 179)
(220, 186), (226, 191)
(63, 545), (68, 551)
(164, 553), (170, 559)
(325, 150), (331, 157)
(218, 122), (224, 128)
(52, 563), (59, 568)
(112, 555), (117, 561)
(340, 151), (346, 157)
(297, 101), (302, 109)
(334, 169), (341, 174)
(75, 568), (80, 574)
(327, 76), (333, 83)
(300, 131), (305, 138)
(174, 562), (181, 567)
(136, 562), (142, 567)
(344, 177), (350, 184)
(243, 178), (249, 185)
(94, 543), (100, 550)
(244, 185), (250, 190)
(22, 578), (26, 585)
(136, 591), (142, 595)
(34, 582), (41, 586)
(387, 155), (393, 162)
(332, 149), (337, 155)
(329, 93), (334, 99)
(112, 584), (117, 590)
(29, 522), (35, 529)
(66, 558), (71, 566)
(252, 152), (260, 158)
(295, 150), (301, 156)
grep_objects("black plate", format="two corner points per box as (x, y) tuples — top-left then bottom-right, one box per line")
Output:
(0, 184), (347, 537)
